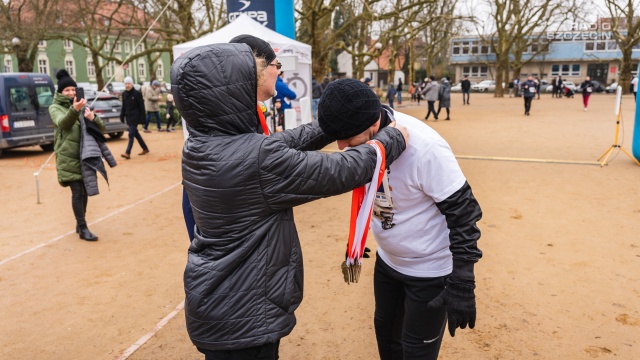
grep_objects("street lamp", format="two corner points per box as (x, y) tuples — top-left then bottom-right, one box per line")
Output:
(11, 37), (20, 72)
(374, 43), (383, 87)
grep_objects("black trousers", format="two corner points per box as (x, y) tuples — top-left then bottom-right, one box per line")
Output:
(197, 341), (280, 360)
(374, 256), (447, 360)
(68, 180), (88, 227)
(425, 101), (438, 120)
(462, 90), (470, 104)
(125, 123), (149, 155)
(524, 96), (533, 113)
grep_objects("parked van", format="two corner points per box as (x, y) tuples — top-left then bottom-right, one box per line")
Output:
(0, 73), (56, 157)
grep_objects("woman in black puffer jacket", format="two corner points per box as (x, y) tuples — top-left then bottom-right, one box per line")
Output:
(172, 39), (406, 357)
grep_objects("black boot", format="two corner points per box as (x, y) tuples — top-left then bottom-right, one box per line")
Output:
(76, 225), (98, 241)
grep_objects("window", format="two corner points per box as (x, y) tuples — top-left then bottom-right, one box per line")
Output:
(4, 58), (12, 73)
(551, 64), (579, 76)
(136, 44), (143, 52)
(124, 42), (131, 53)
(63, 39), (73, 50)
(571, 64), (580, 76)
(462, 65), (488, 77)
(35, 86), (53, 107)
(104, 40), (110, 52)
(9, 87), (35, 112)
(452, 41), (461, 55)
(461, 41), (469, 54)
(470, 41), (479, 55)
(38, 58), (49, 75)
(584, 40), (618, 51)
(65, 59), (75, 76)
(38, 40), (46, 47)
(114, 41), (121, 52)
(156, 60), (164, 78)
(452, 40), (493, 56)
(105, 62), (112, 77)
(87, 60), (95, 77)
(138, 62), (146, 78)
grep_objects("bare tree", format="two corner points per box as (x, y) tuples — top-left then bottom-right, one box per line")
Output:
(296, 0), (435, 82)
(0, 0), (64, 72)
(603, 0), (640, 94)
(480, 0), (577, 97)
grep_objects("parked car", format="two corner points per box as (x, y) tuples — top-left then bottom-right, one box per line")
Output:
(472, 80), (496, 92)
(87, 92), (128, 139)
(450, 81), (477, 92)
(0, 73), (56, 157)
(605, 82), (618, 93)
(106, 82), (126, 96)
(589, 80), (605, 93)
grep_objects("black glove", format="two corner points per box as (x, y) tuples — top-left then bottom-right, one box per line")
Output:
(427, 280), (476, 337)
(345, 247), (372, 259)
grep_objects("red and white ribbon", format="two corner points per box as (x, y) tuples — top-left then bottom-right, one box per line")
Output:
(346, 140), (386, 266)
(257, 103), (271, 136)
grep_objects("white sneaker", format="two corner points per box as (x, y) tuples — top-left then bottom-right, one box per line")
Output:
(584, 108), (587, 111)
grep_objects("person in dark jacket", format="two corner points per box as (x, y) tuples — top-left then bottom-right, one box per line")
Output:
(521, 75), (537, 116)
(437, 77), (452, 120)
(119, 76), (149, 159)
(396, 78), (403, 105)
(171, 35), (408, 359)
(318, 78), (482, 360)
(49, 69), (104, 241)
(386, 83), (397, 109)
(165, 93), (177, 131)
(311, 78), (323, 121)
(579, 76), (594, 111)
(461, 75), (471, 105)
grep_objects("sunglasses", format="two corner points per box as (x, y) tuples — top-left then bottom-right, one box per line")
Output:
(269, 62), (282, 70)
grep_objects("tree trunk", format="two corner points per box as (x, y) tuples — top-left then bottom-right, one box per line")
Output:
(16, 45), (35, 73)
(619, 47), (633, 95)
(494, 63), (505, 98)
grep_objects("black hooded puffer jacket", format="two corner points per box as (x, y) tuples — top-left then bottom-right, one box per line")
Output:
(172, 43), (406, 351)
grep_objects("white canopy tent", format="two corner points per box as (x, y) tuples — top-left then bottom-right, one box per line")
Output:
(173, 14), (313, 127)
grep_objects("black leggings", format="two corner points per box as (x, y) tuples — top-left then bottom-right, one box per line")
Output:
(374, 256), (447, 360)
(437, 105), (449, 118)
(425, 101), (438, 120)
(524, 97), (533, 113)
(197, 340), (280, 360)
(68, 180), (88, 226)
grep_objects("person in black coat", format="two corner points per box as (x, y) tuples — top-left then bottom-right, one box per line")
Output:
(119, 76), (149, 159)
(461, 75), (471, 105)
(174, 35), (409, 358)
(164, 94), (177, 131)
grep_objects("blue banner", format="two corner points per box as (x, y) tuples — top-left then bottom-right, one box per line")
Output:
(634, 63), (640, 161)
(227, 0), (275, 30)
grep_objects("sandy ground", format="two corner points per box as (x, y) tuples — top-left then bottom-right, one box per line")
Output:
(1, 92), (639, 360)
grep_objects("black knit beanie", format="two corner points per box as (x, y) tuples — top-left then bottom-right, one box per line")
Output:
(318, 78), (382, 140)
(229, 34), (277, 64)
(56, 69), (77, 93)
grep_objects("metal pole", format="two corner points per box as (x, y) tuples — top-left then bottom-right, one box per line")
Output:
(34, 173), (40, 204)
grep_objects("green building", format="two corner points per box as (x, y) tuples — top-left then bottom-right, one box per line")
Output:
(3, 38), (171, 88)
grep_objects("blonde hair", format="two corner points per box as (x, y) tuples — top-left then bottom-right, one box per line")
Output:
(255, 55), (267, 90)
